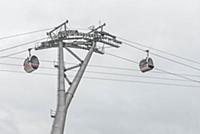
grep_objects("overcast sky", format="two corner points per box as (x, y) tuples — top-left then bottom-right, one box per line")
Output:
(0, 0), (200, 134)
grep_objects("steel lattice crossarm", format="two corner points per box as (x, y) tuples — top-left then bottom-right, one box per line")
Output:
(36, 40), (104, 54)
(35, 23), (122, 53)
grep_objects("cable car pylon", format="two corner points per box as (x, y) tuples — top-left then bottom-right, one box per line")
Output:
(23, 20), (122, 134)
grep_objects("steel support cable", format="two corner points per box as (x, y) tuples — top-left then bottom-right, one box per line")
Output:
(106, 53), (138, 64)
(0, 62), (53, 70)
(106, 53), (200, 84)
(0, 69), (55, 76)
(2, 28), (199, 72)
(0, 49), (27, 58)
(81, 70), (189, 82)
(0, 62), (192, 82)
(0, 37), (47, 53)
(88, 58), (200, 78)
(151, 52), (200, 71)
(0, 28), (52, 40)
(84, 76), (200, 88)
(4, 56), (54, 63)
(118, 37), (200, 65)
(154, 68), (200, 84)
(2, 56), (200, 78)
(0, 69), (199, 88)
(121, 41), (200, 72)
(5, 56), (139, 70)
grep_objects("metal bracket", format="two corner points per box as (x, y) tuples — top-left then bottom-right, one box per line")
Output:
(28, 48), (33, 57)
(47, 20), (68, 37)
(88, 23), (106, 34)
(64, 73), (72, 85)
(146, 50), (149, 57)
(50, 109), (56, 118)
(65, 47), (83, 63)
(64, 64), (81, 72)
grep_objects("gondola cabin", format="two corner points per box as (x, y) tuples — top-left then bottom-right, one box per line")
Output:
(139, 57), (154, 73)
(24, 55), (40, 73)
